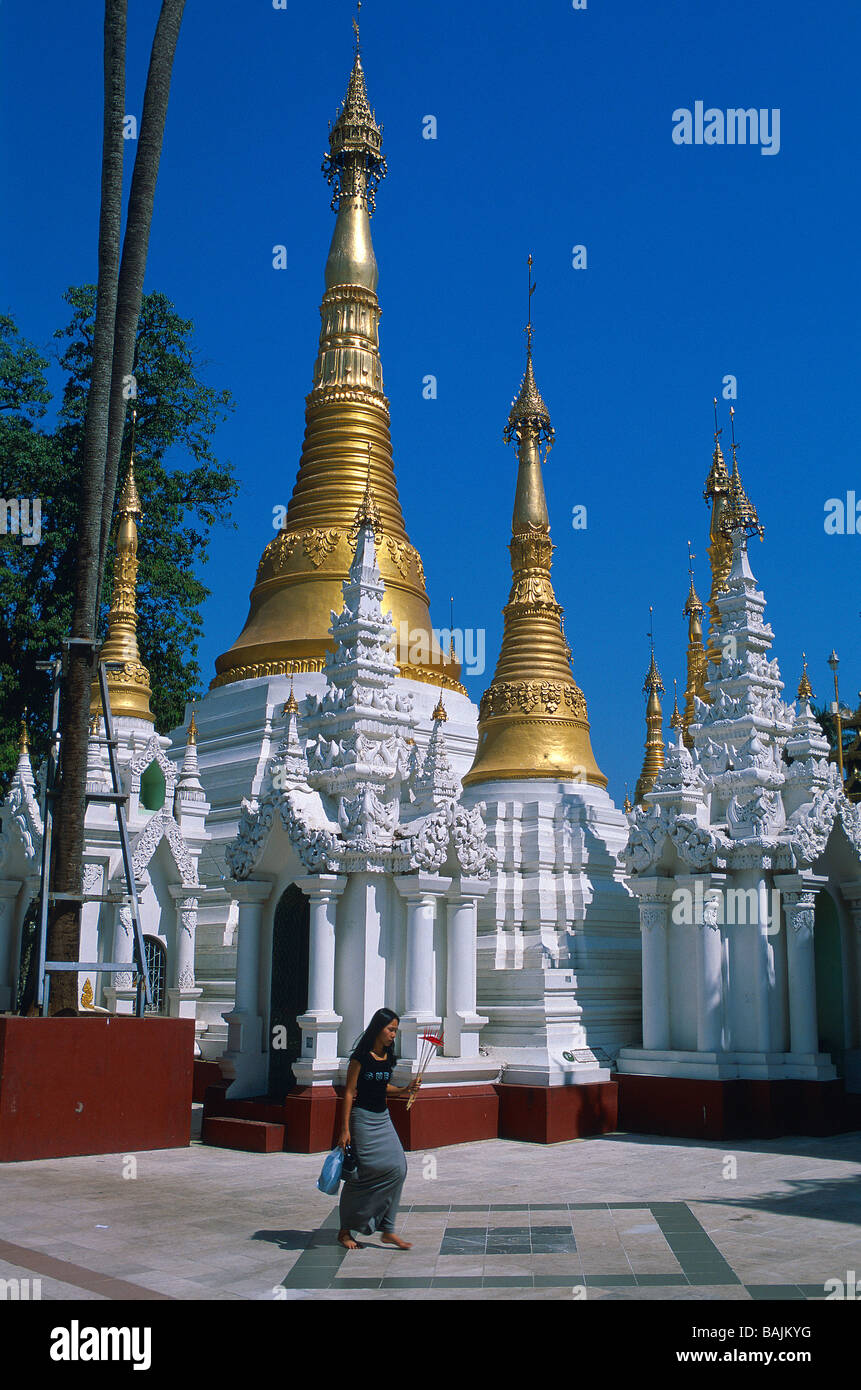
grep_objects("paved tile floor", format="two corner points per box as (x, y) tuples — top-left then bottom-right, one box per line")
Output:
(1, 1129), (859, 1301)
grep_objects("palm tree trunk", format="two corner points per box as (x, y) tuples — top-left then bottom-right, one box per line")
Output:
(45, 0), (128, 1013)
(94, 0), (187, 617)
(45, 0), (186, 1014)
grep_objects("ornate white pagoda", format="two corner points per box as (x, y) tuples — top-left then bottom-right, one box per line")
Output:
(220, 487), (497, 1115)
(618, 418), (861, 1127)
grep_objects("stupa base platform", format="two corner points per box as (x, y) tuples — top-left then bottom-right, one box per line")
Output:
(0, 1016), (194, 1162)
(496, 1079), (618, 1143)
(617, 1071), (850, 1140)
(201, 1078), (625, 1150)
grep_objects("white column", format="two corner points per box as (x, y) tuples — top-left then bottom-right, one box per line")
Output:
(220, 880), (272, 1097)
(635, 878), (674, 1051)
(444, 877), (490, 1059)
(0, 883), (21, 1012)
(167, 886), (203, 1022)
(103, 895), (139, 1016)
(775, 875), (823, 1056)
(678, 873), (726, 1053)
(394, 874), (449, 1061)
(293, 874), (346, 1084)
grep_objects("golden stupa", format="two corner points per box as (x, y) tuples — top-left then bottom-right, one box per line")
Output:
(634, 639), (665, 806)
(213, 27), (461, 692)
(91, 422), (154, 723)
(463, 276), (606, 788)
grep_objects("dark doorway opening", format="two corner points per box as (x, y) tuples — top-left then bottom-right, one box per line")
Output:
(268, 883), (310, 1098)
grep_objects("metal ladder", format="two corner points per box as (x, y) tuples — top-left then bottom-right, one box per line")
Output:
(34, 640), (152, 1016)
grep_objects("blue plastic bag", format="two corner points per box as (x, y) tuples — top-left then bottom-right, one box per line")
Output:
(316, 1146), (345, 1195)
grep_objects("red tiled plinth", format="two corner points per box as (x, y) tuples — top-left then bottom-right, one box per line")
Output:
(0, 1016), (194, 1161)
(388, 1085), (500, 1150)
(496, 1080), (618, 1143)
(617, 1072), (849, 1140)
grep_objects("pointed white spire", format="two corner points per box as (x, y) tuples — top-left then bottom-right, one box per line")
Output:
(303, 500), (414, 845)
(412, 712), (461, 815)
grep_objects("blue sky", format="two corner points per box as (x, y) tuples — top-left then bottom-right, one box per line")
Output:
(2, 0), (859, 800)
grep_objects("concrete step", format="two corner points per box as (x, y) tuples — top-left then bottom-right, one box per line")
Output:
(201, 1116), (285, 1153)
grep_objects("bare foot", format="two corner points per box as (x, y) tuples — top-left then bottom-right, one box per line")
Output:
(381, 1233), (412, 1250)
(338, 1229), (359, 1250)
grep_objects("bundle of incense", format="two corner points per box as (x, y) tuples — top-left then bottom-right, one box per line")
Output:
(406, 1029), (443, 1110)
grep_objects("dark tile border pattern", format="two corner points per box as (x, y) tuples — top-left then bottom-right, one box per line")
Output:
(279, 1203), (824, 1297)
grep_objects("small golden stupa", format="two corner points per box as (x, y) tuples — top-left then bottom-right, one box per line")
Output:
(464, 261), (606, 788)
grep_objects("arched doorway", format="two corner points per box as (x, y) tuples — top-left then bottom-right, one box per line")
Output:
(814, 893), (845, 1073)
(268, 884), (310, 1098)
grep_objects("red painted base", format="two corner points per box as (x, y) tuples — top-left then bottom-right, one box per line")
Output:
(202, 1116), (285, 1153)
(496, 1081), (618, 1143)
(282, 1087), (342, 1154)
(389, 1086), (499, 1150)
(202, 1080), (611, 1151)
(192, 1059), (224, 1103)
(0, 1016), (194, 1161)
(617, 1072), (850, 1140)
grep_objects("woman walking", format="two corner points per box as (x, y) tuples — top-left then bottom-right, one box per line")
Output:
(337, 1008), (420, 1252)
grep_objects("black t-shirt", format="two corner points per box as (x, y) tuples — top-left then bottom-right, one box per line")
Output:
(350, 1048), (395, 1113)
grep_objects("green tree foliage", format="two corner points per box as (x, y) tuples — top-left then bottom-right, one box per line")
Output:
(0, 287), (236, 792)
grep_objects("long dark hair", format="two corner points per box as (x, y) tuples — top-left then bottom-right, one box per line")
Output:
(353, 1008), (399, 1061)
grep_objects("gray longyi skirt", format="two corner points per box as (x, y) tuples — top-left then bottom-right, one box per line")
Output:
(339, 1106), (407, 1235)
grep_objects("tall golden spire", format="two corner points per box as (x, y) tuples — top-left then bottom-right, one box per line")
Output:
(634, 614), (664, 805)
(92, 410), (153, 722)
(682, 541), (706, 747)
(464, 260), (606, 788)
(213, 24), (460, 693)
(703, 399), (732, 673)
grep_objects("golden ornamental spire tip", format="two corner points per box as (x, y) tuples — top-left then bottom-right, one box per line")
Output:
(797, 653), (814, 702)
(284, 676), (299, 717)
(351, 451), (384, 541)
(719, 408), (763, 540)
(505, 256), (554, 445)
(670, 678), (682, 731)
